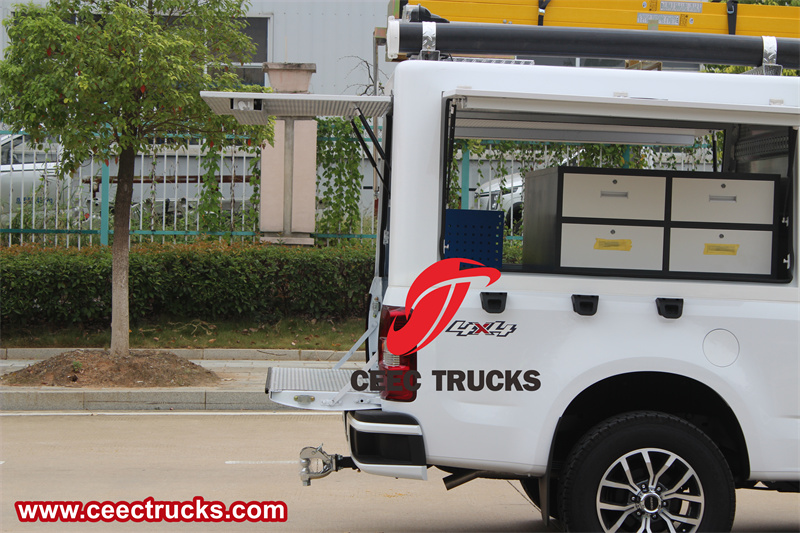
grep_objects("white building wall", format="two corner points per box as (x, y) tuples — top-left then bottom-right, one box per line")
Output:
(253, 0), (395, 95)
(0, 5), (9, 60)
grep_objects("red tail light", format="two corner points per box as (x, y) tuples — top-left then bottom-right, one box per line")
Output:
(378, 305), (417, 402)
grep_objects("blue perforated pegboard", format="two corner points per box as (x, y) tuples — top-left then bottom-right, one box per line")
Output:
(443, 209), (504, 269)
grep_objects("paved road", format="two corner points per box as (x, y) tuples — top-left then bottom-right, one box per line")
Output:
(1, 412), (798, 532)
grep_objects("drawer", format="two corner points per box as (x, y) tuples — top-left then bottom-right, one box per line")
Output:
(561, 224), (664, 271)
(562, 173), (666, 221)
(671, 178), (775, 225)
(669, 228), (773, 275)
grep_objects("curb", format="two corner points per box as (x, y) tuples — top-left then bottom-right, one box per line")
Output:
(0, 388), (281, 411)
(0, 358), (364, 412)
(1, 348), (363, 361)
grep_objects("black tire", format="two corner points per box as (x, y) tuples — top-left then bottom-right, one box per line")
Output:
(520, 478), (563, 521)
(505, 202), (524, 234)
(559, 411), (735, 533)
(520, 478), (541, 508)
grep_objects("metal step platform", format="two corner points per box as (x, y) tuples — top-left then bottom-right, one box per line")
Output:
(266, 366), (381, 411)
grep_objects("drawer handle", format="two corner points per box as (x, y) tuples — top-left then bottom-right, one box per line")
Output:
(600, 190), (629, 199)
(481, 292), (507, 314)
(572, 295), (599, 316)
(656, 298), (683, 319)
(709, 195), (737, 202)
(594, 239), (632, 251)
(704, 243), (740, 256)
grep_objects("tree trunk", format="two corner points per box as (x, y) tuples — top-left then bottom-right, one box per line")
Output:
(109, 147), (137, 356)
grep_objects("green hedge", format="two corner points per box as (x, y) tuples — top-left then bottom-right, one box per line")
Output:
(0, 242), (375, 327)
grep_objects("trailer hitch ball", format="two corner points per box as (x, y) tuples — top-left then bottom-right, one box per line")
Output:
(298, 445), (356, 486)
(299, 445), (333, 486)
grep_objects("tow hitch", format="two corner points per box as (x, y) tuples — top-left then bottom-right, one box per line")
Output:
(299, 445), (357, 486)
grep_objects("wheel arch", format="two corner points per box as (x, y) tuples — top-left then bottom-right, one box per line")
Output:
(551, 371), (750, 484)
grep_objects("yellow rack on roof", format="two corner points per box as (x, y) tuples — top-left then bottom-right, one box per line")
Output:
(393, 0), (800, 39)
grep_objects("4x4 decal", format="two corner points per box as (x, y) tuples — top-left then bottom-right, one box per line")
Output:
(446, 320), (517, 337)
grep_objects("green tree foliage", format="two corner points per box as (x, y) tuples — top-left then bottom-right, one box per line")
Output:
(0, 0), (273, 355)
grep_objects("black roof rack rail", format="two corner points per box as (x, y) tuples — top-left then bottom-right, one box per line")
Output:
(389, 21), (800, 70)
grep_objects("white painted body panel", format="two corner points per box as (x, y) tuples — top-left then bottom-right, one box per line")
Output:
(380, 60), (800, 481)
(384, 275), (800, 479)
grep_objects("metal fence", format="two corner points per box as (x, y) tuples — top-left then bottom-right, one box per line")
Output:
(1, 131), (714, 247)
(1, 132), (261, 247)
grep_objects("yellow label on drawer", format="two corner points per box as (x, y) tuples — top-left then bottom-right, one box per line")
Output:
(594, 239), (633, 251)
(704, 243), (740, 256)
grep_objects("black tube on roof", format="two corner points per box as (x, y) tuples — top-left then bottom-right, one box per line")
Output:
(396, 22), (800, 70)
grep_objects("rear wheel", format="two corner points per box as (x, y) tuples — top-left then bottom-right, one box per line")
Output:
(520, 477), (541, 508)
(559, 411), (735, 532)
(505, 202), (523, 234)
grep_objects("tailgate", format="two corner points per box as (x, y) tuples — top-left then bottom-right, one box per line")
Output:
(266, 367), (381, 411)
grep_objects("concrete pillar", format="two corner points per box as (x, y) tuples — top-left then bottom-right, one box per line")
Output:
(260, 63), (317, 245)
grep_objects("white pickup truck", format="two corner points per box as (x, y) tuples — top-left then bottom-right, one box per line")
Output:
(204, 17), (799, 533)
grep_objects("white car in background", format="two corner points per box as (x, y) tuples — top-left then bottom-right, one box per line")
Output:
(0, 134), (61, 207)
(472, 172), (524, 229)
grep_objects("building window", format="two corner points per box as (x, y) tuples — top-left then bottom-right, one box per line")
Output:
(237, 16), (269, 86)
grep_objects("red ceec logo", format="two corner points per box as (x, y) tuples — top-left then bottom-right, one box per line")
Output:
(386, 258), (501, 356)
